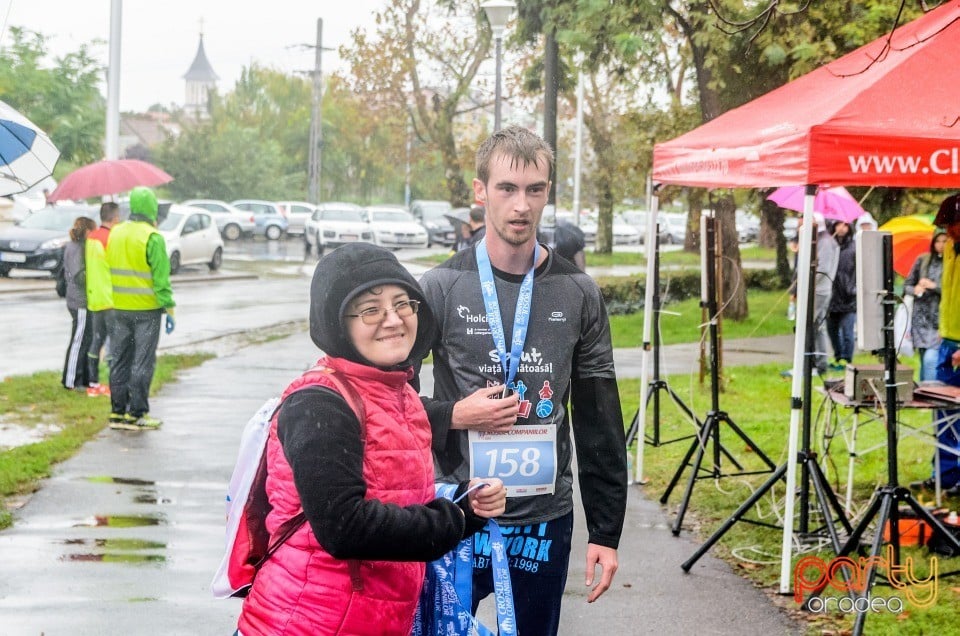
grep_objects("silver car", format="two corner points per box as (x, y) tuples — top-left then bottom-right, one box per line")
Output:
(277, 201), (316, 236)
(182, 199), (256, 241)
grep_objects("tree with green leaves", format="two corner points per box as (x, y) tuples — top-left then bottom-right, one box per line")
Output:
(0, 27), (105, 172)
(341, 0), (495, 207)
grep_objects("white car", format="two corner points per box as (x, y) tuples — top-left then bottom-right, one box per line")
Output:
(158, 205), (225, 274)
(568, 213), (640, 245)
(277, 201), (316, 236)
(304, 202), (373, 254)
(365, 205), (429, 249)
(182, 199), (256, 241)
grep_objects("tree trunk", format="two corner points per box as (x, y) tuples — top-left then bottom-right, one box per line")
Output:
(684, 189), (703, 253)
(432, 107), (472, 207)
(584, 108), (614, 254)
(760, 199), (791, 287)
(716, 195), (747, 320)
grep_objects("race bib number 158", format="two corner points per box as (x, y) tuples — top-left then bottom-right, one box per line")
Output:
(468, 425), (557, 497)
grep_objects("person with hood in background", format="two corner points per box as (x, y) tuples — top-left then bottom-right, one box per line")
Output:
(826, 220), (857, 371)
(856, 211), (877, 234)
(106, 187), (175, 430)
(237, 243), (506, 636)
(787, 212), (839, 378)
(61, 216), (98, 390)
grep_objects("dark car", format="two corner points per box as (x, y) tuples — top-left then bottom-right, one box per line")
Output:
(410, 199), (456, 247)
(0, 205), (98, 277)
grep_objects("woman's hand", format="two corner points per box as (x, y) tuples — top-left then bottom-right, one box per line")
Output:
(467, 478), (506, 518)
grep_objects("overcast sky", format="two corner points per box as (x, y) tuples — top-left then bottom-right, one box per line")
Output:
(1, 0), (387, 112)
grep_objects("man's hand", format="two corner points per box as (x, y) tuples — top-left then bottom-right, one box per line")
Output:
(585, 544), (618, 603)
(450, 386), (518, 432)
(467, 478), (506, 518)
(164, 309), (176, 335)
(952, 348), (960, 370)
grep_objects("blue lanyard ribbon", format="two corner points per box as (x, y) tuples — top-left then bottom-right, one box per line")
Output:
(414, 485), (517, 636)
(475, 238), (538, 388)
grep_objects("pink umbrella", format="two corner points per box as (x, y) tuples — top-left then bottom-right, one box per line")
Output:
(767, 185), (866, 223)
(47, 159), (173, 202)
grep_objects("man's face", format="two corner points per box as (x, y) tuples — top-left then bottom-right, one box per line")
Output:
(473, 152), (550, 248)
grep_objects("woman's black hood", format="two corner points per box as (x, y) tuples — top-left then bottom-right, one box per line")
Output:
(309, 243), (435, 367)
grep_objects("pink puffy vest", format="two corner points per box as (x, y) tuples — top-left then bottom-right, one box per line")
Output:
(238, 356), (435, 635)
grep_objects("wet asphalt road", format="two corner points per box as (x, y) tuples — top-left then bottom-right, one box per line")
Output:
(0, 334), (801, 635)
(0, 238), (802, 634)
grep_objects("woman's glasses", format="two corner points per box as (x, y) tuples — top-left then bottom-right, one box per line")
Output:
(346, 299), (420, 325)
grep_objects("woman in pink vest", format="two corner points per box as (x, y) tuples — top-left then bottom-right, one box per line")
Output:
(238, 243), (505, 635)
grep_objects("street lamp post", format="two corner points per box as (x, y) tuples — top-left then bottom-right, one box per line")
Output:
(481, 0), (515, 132)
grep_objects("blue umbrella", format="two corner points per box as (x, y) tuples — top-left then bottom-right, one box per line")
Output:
(0, 100), (60, 197)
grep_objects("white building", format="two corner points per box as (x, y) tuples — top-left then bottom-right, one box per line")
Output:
(182, 33), (219, 119)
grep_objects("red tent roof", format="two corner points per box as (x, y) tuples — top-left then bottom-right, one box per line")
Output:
(653, 0), (960, 189)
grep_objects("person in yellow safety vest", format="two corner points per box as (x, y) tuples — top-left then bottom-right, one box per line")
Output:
(105, 186), (176, 431)
(84, 202), (120, 398)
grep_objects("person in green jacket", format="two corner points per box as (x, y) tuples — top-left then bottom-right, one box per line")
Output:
(105, 187), (176, 430)
(84, 202), (120, 397)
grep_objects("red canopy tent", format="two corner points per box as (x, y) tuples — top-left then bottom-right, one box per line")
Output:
(641, 0), (960, 597)
(653, 0), (960, 189)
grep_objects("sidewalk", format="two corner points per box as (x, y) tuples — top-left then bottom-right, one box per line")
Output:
(0, 333), (802, 635)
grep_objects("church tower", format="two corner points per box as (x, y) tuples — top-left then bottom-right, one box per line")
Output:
(183, 32), (219, 119)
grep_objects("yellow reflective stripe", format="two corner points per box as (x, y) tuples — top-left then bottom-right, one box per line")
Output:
(113, 286), (157, 296)
(111, 268), (153, 279)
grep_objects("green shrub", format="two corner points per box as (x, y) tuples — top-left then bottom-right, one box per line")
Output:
(597, 267), (785, 313)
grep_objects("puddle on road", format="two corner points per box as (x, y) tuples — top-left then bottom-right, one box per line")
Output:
(72, 514), (165, 528)
(0, 421), (62, 450)
(60, 538), (166, 550)
(58, 537), (167, 564)
(63, 553), (166, 563)
(85, 476), (155, 486)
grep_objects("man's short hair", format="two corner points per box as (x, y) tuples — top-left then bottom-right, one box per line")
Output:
(99, 201), (120, 223)
(476, 125), (554, 185)
(469, 205), (485, 224)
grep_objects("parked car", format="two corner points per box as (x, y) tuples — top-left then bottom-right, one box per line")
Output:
(277, 201), (316, 236)
(410, 199), (456, 247)
(621, 210), (686, 245)
(783, 216), (800, 240)
(0, 204), (97, 277)
(182, 199), (256, 241)
(158, 206), (225, 274)
(736, 209), (760, 243)
(554, 210), (597, 243)
(304, 202), (373, 254)
(658, 213), (687, 245)
(564, 212), (640, 245)
(365, 205), (429, 249)
(230, 200), (289, 240)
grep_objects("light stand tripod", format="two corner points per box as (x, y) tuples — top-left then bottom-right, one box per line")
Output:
(625, 228), (699, 449)
(681, 226), (853, 571)
(660, 214), (777, 536)
(808, 233), (960, 636)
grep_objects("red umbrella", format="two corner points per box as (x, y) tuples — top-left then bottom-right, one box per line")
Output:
(47, 159), (173, 202)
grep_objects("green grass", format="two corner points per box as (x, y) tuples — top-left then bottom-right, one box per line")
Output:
(622, 356), (960, 635)
(609, 288), (795, 348)
(0, 353), (212, 529)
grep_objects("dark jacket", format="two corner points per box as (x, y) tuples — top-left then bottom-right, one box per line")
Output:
(830, 233), (857, 313)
